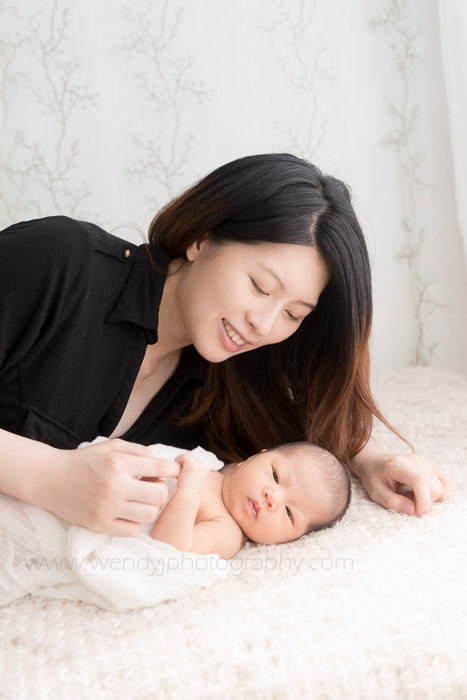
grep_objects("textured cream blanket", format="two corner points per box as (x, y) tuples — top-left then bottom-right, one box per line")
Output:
(0, 367), (466, 699)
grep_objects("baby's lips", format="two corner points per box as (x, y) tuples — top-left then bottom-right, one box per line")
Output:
(251, 499), (260, 516)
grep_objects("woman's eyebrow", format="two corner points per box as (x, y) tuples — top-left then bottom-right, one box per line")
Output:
(260, 265), (316, 310)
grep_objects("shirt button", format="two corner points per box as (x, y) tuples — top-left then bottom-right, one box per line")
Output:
(123, 249), (132, 258)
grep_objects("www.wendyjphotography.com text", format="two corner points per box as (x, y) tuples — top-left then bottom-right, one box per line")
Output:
(13, 553), (354, 578)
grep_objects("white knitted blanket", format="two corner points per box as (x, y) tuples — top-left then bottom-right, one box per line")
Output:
(1, 367), (466, 699)
(0, 443), (227, 611)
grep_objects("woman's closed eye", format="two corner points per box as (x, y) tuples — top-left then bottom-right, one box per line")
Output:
(250, 278), (268, 296)
(272, 468), (294, 522)
(250, 278), (301, 323)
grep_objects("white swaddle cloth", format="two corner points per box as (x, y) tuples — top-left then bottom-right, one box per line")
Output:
(0, 439), (229, 611)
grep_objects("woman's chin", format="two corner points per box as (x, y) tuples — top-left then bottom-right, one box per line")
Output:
(193, 344), (227, 363)
(193, 336), (243, 363)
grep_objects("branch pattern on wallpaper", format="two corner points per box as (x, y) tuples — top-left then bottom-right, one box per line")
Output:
(117, 0), (212, 214)
(370, 0), (449, 366)
(0, 0), (97, 225)
(259, 0), (334, 161)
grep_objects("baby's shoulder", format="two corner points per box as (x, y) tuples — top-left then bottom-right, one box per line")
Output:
(199, 473), (245, 542)
(196, 470), (228, 523)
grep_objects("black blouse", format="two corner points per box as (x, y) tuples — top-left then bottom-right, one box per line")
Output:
(0, 216), (208, 450)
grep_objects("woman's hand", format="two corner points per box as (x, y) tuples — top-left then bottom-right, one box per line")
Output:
(36, 438), (181, 536)
(350, 442), (452, 516)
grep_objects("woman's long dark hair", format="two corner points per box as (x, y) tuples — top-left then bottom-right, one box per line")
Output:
(147, 153), (410, 464)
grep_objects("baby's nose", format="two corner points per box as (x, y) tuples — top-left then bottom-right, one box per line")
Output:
(265, 488), (280, 509)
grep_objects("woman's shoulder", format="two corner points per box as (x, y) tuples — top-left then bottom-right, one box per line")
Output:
(1, 214), (127, 243)
(0, 215), (137, 266)
(1, 215), (100, 253)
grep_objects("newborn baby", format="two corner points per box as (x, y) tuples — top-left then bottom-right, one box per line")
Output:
(150, 441), (351, 560)
(0, 440), (350, 610)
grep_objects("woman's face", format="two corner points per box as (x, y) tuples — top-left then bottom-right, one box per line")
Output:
(174, 238), (330, 362)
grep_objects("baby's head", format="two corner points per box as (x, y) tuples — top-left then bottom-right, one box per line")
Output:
(221, 441), (351, 545)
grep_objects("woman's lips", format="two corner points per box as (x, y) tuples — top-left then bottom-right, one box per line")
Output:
(219, 318), (243, 353)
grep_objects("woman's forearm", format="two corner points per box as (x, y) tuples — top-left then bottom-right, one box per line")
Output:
(150, 486), (200, 551)
(0, 428), (60, 505)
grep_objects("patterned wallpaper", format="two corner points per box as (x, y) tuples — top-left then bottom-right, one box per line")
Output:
(1, 0), (466, 374)
(371, 0), (449, 366)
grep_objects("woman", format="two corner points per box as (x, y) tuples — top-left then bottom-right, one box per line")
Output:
(0, 154), (450, 537)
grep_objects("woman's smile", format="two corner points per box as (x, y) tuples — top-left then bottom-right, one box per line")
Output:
(219, 318), (246, 352)
(222, 318), (247, 346)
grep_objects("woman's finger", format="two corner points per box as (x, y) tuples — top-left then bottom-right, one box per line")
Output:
(408, 477), (433, 517)
(117, 501), (162, 524)
(382, 489), (416, 515)
(93, 438), (155, 458)
(129, 457), (181, 479)
(433, 468), (452, 501)
(129, 479), (170, 506)
(386, 456), (444, 510)
(103, 453), (181, 479)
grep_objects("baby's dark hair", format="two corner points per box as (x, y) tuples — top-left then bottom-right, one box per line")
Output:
(268, 441), (352, 536)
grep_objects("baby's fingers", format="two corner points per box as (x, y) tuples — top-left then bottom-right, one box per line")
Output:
(175, 452), (203, 466)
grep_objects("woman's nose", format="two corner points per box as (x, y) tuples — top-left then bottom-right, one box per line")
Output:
(246, 306), (278, 338)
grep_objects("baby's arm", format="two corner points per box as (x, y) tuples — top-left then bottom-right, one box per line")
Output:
(149, 452), (207, 551)
(149, 453), (243, 560)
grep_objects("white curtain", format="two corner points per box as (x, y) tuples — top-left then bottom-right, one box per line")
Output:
(1, 0), (466, 375)
(438, 0), (467, 271)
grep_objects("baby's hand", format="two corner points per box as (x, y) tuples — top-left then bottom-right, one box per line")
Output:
(175, 453), (210, 493)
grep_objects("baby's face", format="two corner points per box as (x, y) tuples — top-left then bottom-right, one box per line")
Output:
(221, 449), (333, 545)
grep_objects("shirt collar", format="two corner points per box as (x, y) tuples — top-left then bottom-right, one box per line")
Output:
(103, 242), (171, 339)
(97, 239), (207, 383)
